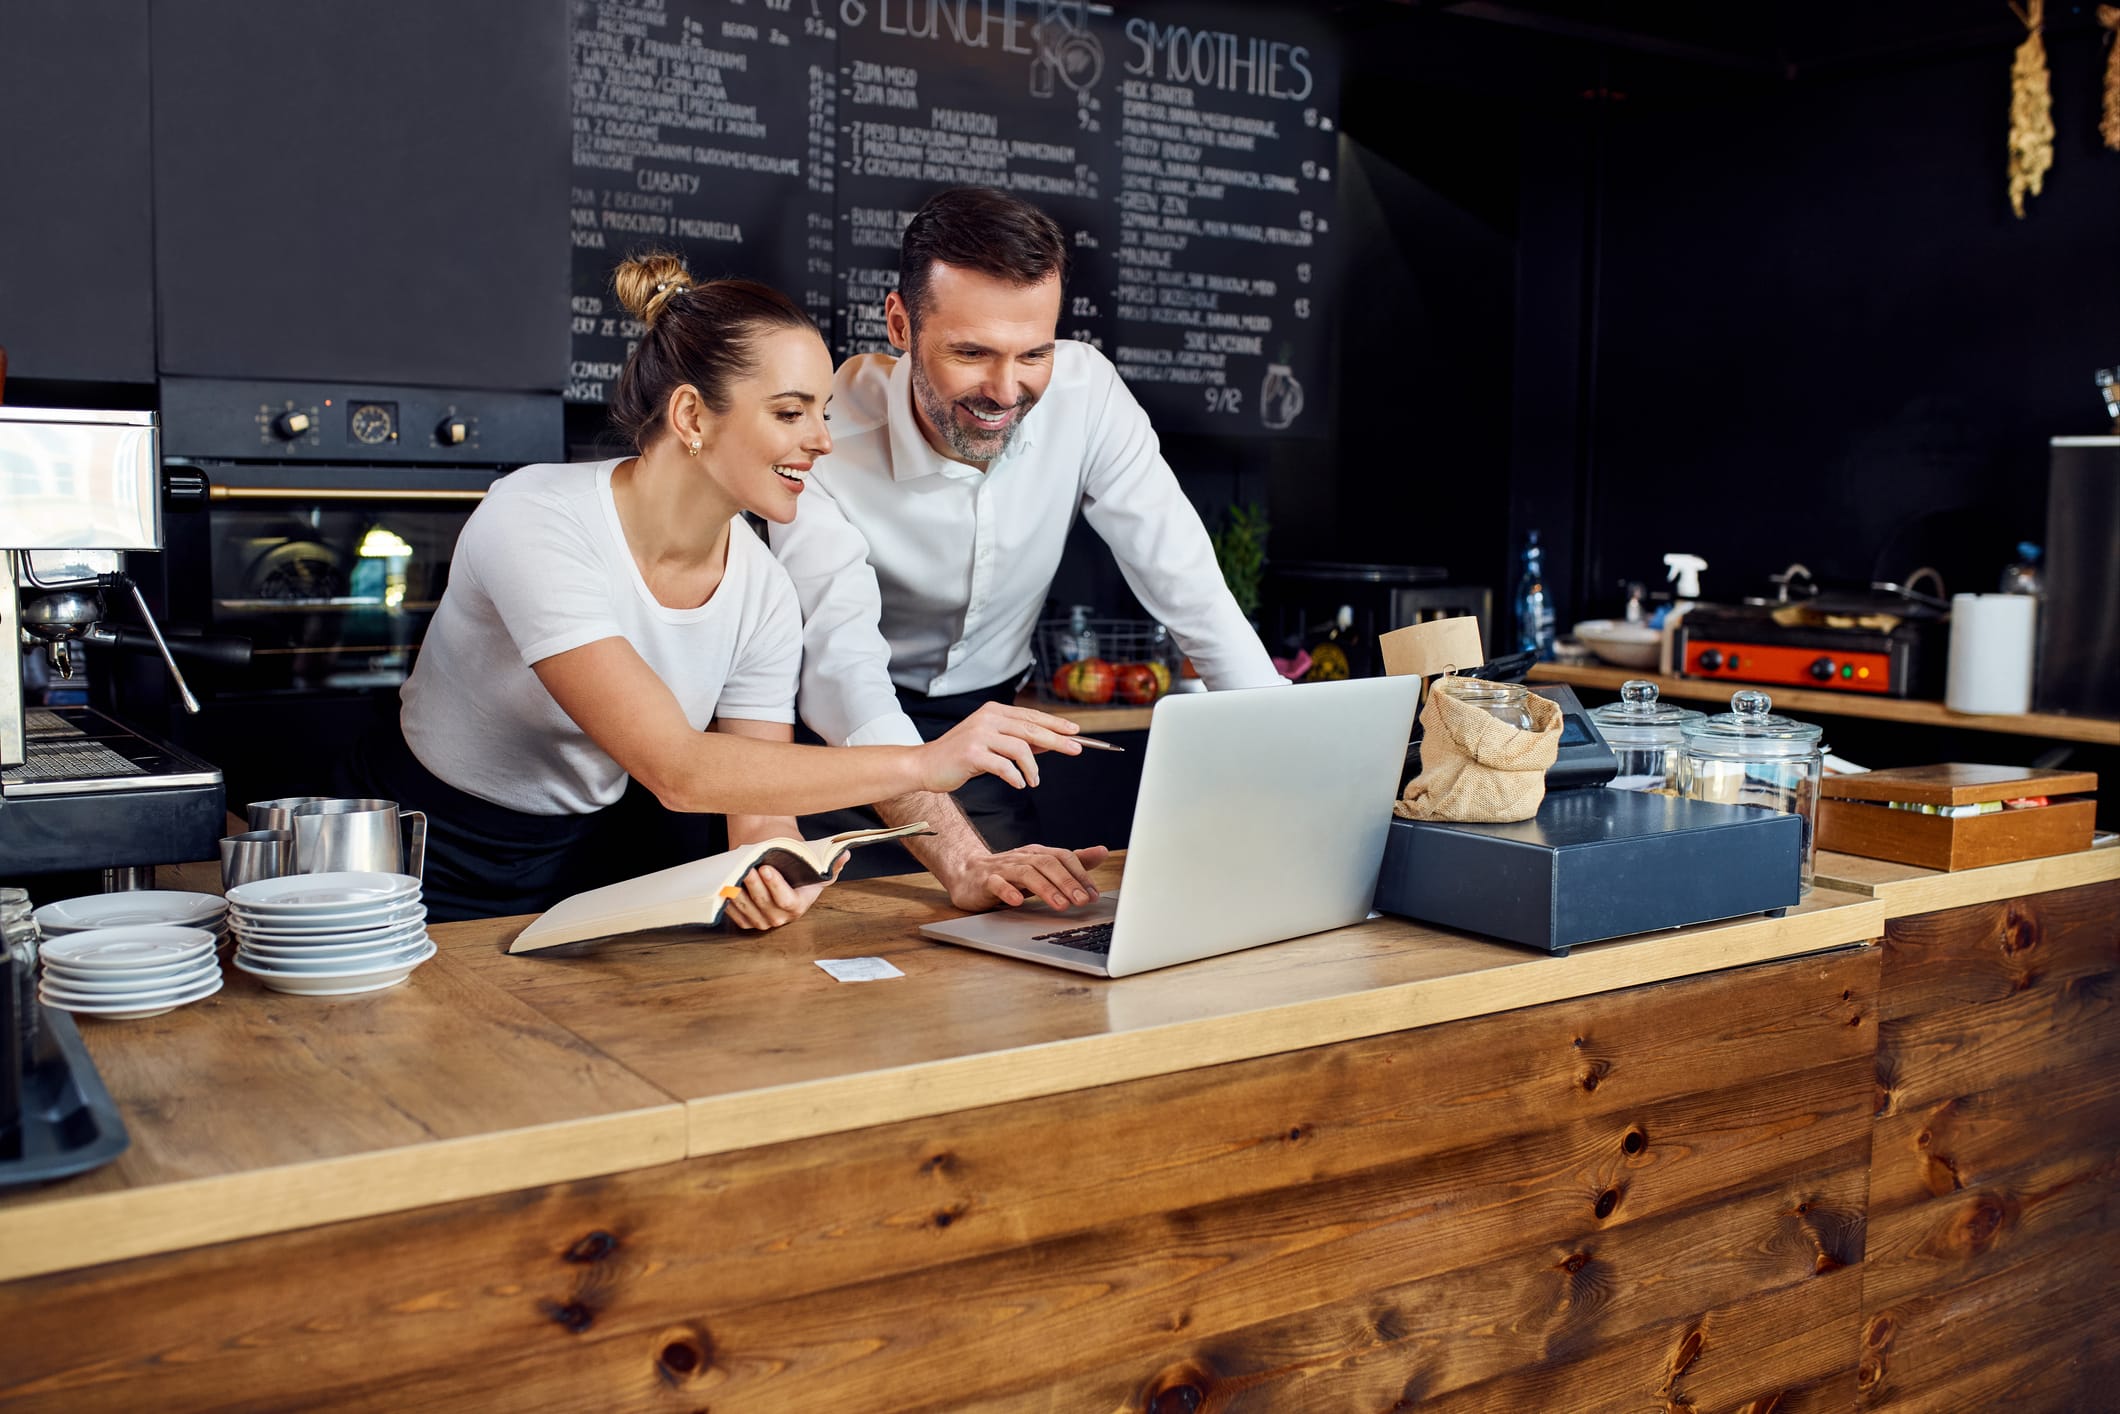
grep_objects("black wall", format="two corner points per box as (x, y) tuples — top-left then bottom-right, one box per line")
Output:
(1477, 20), (2120, 629)
(151, 0), (572, 391)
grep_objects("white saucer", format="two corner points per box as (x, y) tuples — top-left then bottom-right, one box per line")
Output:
(230, 904), (427, 941)
(39, 928), (219, 972)
(41, 958), (221, 995)
(234, 939), (436, 995)
(235, 945), (427, 976)
(40, 973), (224, 1019)
(35, 891), (226, 934)
(236, 937), (436, 978)
(226, 872), (420, 912)
(237, 927), (428, 963)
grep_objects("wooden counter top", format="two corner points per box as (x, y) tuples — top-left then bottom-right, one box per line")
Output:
(13, 830), (2109, 1287)
(0, 948), (687, 1282)
(443, 861), (1885, 1160)
(0, 854), (1887, 1283)
(1813, 843), (2120, 913)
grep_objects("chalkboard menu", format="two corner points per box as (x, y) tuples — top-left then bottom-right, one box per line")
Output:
(569, 0), (1339, 438)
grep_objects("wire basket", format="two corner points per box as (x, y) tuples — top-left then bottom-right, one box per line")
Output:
(1031, 617), (1182, 706)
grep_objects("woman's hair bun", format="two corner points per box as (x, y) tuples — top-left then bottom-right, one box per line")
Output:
(612, 250), (695, 329)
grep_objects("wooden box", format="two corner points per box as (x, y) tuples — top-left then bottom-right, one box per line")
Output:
(1816, 763), (2097, 870)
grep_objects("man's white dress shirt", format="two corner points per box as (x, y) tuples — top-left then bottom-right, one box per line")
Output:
(769, 340), (1283, 748)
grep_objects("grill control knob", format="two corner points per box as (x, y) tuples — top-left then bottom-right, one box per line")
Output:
(435, 415), (472, 446)
(1697, 649), (1724, 671)
(1810, 656), (1837, 682)
(272, 410), (313, 439)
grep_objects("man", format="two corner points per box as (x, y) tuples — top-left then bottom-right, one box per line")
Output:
(770, 186), (1283, 913)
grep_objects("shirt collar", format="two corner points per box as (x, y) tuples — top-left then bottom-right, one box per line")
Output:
(885, 350), (1040, 482)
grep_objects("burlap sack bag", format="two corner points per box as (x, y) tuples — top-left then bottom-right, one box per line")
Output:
(1394, 686), (1564, 822)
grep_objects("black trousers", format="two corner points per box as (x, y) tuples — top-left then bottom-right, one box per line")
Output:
(333, 708), (727, 923)
(798, 677), (1040, 881)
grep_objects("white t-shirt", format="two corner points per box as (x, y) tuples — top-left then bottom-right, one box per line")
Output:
(402, 459), (801, 815)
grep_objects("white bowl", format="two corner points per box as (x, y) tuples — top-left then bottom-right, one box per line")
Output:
(1572, 619), (1662, 669)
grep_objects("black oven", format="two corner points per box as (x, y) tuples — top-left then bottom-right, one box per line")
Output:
(150, 376), (562, 800)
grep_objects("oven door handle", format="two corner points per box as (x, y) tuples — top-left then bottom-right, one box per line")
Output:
(205, 485), (490, 503)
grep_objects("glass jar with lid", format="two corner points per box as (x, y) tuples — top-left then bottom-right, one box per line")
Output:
(1679, 689), (1827, 891)
(1589, 680), (1702, 793)
(1429, 674), (1535, 730)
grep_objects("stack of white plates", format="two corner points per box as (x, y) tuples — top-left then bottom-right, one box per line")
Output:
(225, 872), (434, 996)
(34, 890), (228, 939)
(38, 926), (225, 1020)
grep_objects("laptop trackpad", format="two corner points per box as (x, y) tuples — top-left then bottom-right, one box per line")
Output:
(920, 893), (1122, 969)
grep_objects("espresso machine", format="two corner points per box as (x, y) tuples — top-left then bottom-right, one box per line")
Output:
(2, 402), (229, 885)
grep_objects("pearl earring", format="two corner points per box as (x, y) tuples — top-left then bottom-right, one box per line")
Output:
(689, 439), (701, 456)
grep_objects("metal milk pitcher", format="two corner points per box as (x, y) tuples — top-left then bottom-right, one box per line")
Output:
(290, 798), (427, 879)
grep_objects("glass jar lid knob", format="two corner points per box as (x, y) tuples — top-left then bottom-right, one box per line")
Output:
(1620, 679), (1660, 713)
(1731, 688), (1774, 720)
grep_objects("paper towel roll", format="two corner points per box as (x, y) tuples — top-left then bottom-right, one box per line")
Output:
(1946, 593), (2037, 714)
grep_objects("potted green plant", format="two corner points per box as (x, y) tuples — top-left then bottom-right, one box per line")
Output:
(1211, 502), (1269, 620)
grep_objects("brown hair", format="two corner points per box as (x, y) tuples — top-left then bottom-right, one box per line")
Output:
(608, 251), (818, 451)
(897, 188), (1068, 329)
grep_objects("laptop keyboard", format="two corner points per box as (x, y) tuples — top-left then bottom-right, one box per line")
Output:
(1030, 921), (1116, 955)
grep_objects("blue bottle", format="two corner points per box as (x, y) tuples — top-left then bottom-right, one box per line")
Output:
(1515, 531), (1557, 660)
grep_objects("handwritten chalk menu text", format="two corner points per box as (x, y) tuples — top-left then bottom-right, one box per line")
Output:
(569, 0), (1339, 437)
(1109, 6), (1337, 435)
(830, 0), (1114, 363)
(569, 0), (833, 403)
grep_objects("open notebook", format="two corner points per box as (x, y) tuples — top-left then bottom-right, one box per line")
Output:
(508, 823), (932, 954)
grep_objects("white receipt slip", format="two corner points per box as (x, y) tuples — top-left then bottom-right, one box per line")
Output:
(815, 957), (905, 983)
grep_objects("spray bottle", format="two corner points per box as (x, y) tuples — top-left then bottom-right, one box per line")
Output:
(1659, 553), (1707, 674)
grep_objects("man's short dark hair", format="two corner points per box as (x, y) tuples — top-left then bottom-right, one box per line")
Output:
(898, 187), (1069, 328)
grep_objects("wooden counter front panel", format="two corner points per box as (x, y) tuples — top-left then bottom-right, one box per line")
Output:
(1859, 879), (2120, 1410)
(0, 947), (1878, 1412)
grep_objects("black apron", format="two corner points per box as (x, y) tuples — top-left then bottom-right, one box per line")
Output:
(797, 677), (1040, 880)
(333, 710), (729, 924)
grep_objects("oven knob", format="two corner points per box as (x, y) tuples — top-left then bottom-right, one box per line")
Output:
(435, 415), (473, 446)
(1697, 649), (1724, 671)
(272, 410), (313, 439)
(1810, 656), (1836, 682)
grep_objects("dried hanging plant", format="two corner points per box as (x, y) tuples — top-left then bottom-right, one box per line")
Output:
(2100, 6), (2120, 151)
(2008, 0), (2054, 217)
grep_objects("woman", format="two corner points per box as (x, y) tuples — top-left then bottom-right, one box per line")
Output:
(343, 253), (1083, 923)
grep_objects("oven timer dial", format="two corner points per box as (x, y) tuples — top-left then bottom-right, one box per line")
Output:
(349, 402), (399, 445)
(435, 414), (475, 447)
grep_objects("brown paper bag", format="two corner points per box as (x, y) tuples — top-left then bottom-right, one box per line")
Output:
(1394, 688), (1563, 823)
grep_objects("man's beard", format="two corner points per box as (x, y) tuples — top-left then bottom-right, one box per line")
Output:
(910, 355), (1034, 463)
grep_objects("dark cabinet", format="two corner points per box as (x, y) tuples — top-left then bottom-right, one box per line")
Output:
(150, 0), (571, 391)
(0, 0), (156, 384)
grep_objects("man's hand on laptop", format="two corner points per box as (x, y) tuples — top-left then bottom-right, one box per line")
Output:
(942, 843), (1110, 913)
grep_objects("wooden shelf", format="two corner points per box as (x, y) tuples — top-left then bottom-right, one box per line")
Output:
(1015, 692), (1155, 733)
(1529, 663), (2120, 746)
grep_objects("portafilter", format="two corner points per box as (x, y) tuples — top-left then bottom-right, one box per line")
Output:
(17, 561), (250, 712)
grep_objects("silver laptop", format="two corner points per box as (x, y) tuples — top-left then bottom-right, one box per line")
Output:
(920, 675), (1422, 977)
